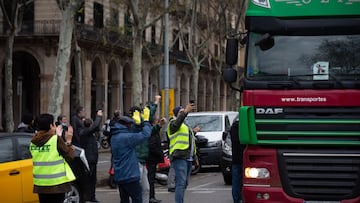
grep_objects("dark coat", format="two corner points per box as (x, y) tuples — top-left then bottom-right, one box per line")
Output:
(230, 118), (245, 165)
(147, 124), (164, 164)
(79, 115), (102, 164)
(71, 114), (84, 146)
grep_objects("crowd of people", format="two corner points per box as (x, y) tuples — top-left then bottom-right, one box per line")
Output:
(24, 94), (243, 203)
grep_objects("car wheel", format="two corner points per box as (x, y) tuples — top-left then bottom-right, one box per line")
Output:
(64, 183), (81, 203)
(191, 162), (201, 175)
(101, 139), (110, 149)
(223, 174), (232, 185)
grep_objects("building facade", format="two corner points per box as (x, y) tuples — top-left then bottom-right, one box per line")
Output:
(0, 0), (241, 130)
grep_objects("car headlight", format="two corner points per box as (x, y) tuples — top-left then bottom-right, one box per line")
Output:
(208, 140), (222, 147)
(222, 135), (232, 155)
(244, 167), (270, 179)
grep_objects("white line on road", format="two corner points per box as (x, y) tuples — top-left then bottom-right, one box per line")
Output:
(190, 181), (216, 190)
(98, 160), (110, 164)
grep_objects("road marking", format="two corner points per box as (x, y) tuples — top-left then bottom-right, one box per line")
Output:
(190, 181), (216, 189)
(192, 191), (214, 194)
(98, 160), (110, 164)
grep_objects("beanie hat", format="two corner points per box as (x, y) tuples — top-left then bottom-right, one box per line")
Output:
(173, 106), (182, 117)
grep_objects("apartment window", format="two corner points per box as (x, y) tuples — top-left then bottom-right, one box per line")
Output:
(183, 33), (189, 51)
(214, 44), (219, 57)
(125, 11), (132, 37)
(172, 29), (179, 51)
(94, 2), (104, 28)
(3, 1), (34, 34)
(151, 25), (156, 45)
(143, 29), (146, 41)
(76, 2), (84, 23)
(109, 8), (119, 27)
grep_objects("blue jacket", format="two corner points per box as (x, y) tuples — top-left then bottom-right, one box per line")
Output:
(110, 118), (151, 184)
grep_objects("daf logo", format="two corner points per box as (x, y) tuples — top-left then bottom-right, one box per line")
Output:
(256, 108), (283, 114)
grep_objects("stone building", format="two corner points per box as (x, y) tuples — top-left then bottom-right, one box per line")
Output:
(0, 0), (241, 130)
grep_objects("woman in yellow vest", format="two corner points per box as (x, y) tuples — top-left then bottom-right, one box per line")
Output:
(30, 113), (75, 203)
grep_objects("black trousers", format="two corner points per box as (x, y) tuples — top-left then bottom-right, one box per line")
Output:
(38, 193), (65, 203)
(82, 163), (97, 201)
(147, 162), (157, 198)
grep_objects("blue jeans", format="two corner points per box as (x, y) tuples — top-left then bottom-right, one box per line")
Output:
(232, 163), (243, 203)
(172, 159), (192, 203)
(118, 180), (142, 203)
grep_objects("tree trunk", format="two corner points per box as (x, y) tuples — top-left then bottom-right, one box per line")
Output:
(48, 5), (74, 117)
(190, 65), (199, 108)
(4, 33), (15, 132)
(131, 29), (143, 106)
(74, 39), (83, 108)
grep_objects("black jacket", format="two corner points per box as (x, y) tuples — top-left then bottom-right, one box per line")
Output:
(147, 124), (164, 164)
(71, 114), (85, 146)
(79, 115), (102, 164)
(230, 118), (245, 165)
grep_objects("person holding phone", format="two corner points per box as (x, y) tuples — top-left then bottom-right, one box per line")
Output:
(167, 102), (199, 203)
(78, 110), (103, 203)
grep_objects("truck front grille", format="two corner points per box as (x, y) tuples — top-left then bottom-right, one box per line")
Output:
(278, 148), (360, 200)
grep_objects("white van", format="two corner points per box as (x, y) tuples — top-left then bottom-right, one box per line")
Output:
(185, 111), (238, 167)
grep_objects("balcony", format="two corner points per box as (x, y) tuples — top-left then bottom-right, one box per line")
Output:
(0, 20), (61, 36)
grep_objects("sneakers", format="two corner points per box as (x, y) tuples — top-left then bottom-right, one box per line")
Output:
(167, 188), (175, 192)
(149, 198), (161, 203)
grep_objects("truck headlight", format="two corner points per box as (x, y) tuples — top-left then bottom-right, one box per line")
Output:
(245, 167), (270, 179)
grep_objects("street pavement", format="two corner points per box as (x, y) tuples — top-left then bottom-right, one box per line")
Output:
(97, 148), (112, 187)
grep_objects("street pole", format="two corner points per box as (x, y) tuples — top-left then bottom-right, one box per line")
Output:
(164, 0), (169, 120)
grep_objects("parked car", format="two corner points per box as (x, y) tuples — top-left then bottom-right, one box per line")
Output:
(185, 111), (238, 171)
(221, 115), (238, 185)
(0, 132), (82, 203)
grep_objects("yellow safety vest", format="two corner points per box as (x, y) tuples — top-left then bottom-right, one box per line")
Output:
(168, 122), (194, 155)
(30, 135), (75, 186)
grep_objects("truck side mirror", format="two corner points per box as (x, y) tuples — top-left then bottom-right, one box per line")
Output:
(223, 66), (238, 83)
(226, 38), (239, 65)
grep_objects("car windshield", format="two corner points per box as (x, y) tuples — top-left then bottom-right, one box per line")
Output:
(247, 33), (360, 81)
(185, 115), (222, 132)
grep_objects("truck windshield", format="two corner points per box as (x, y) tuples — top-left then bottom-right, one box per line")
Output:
(247, 33), (360, 81)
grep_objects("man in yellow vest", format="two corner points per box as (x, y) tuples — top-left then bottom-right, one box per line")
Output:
(30, 113), (76, 203)
(167, 103), (199, 203)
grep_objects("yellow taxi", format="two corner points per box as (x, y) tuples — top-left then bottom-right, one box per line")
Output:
(0, 133), (81, 203)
